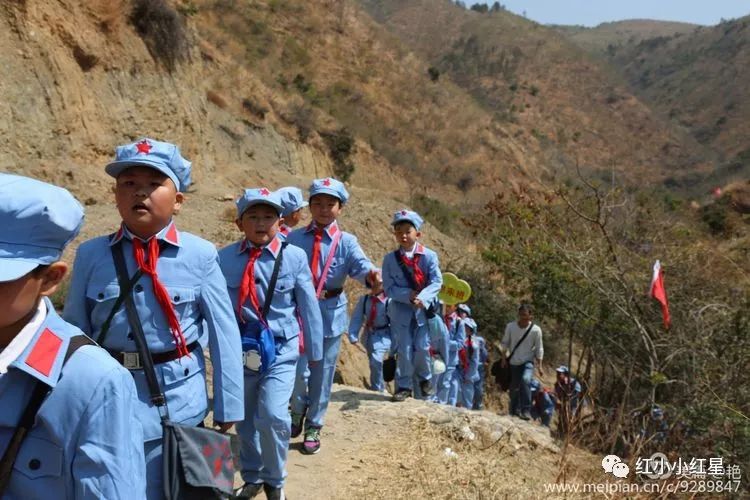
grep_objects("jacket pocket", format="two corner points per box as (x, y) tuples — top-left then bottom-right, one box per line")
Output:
(14, 435), (63, 480)
(150, 286), (197, 330)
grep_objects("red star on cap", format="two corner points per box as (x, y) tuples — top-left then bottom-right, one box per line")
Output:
(135, 140), (152, 154)
(322, 178), (331, 186)
(259, 188), (270, 196)
(401, 210), (407, 215)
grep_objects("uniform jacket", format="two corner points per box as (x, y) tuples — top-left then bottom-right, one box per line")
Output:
(286, 221), (374, 338)
(0, 299), (146, 499)
(63, 221), (244, 441)
(381, 243), (442, 331)
(218, 235), (323, 362)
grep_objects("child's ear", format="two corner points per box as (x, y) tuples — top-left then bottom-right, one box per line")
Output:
(173, 192), (184, 215)
(235, 218), (243, 232)
(416, 231), (422, 238)
(39, 262), (68, 297)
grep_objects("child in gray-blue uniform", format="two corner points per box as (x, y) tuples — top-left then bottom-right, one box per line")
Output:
(63, 138), (244, 499)
(437, 303), (466, 406)
(288, 177), (381, 455)
(0, 174), (146, 499)
(276, 186), (308, 239)
(473, 331), (489, 410)
(219, 188), (323, 500)
(459, 316), (481, 409)
(348, 290), (392, 392)
(382, 210), (443, 402)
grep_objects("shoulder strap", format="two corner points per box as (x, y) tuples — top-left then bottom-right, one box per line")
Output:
(0, 335), (95, 494)
(508, 323), (534, 361)
(394, 250), (418, 290)
(111, 242), (167, 412)
(261, 243), (287, 321)
(315, 231), (342, 299)
(361, 295), (368, 319)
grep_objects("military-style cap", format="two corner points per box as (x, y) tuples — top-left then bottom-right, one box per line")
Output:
(309, 177), (349, 204)
(277, 186), (309, 217)
(457, 304), (472, 316)
(556, 365), (570, 374)
(0, 173), (84, 282)
(236, 188), (284, 218)
(391, 209), (424, 230)
(105, 138), (192, 192)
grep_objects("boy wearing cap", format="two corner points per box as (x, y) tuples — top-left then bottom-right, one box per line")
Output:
(436, 303), (466, 405)
(63, 138), (244, 499)
(218, 188), (323, 499)
(382, 210), (443, 402)
(347, 290), (392, 392)
(0, 173), (145, 498)
(276, 187), (308, 238)
(288, 177), (381, 455)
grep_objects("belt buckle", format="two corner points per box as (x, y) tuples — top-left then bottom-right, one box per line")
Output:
(123, 352), (142, 370)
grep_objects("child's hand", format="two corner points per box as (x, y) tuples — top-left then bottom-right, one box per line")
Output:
(412, 298), (424, 309)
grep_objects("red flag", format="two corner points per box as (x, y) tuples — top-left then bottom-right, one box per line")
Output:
(650, 260), (671, 329)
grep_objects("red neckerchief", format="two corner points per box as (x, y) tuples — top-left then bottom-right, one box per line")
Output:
(399, 250), (425, 289)
(238, 247), (263, 321)
(310, 227), (324, 287)
(132, 237), (189, 357)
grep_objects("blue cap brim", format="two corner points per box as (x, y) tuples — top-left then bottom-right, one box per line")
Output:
(310, 188), (345, 202)
(0, 259), (40, 283)
(282, 201), (309, 217)
(238, 200), (284, 217)
(105, 159), (181, 191)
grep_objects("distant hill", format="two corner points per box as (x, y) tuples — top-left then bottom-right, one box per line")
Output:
(357, 0), (710, 186)
(601, 16), (750, 191)
(553, 19), (698, 56)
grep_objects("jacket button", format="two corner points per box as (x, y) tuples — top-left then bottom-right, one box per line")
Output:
(184, 368), (189, 376)
(127, 333), (134, 340)
(28, 459), (41, 470)
(135, 284), (143, 292)
(97, 293), (104, 299)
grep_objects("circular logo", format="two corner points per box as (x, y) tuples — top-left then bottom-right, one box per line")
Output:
(644, 452), (673, 480)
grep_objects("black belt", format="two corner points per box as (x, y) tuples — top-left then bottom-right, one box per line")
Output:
(109, 341), (201, 370)
(320, 288), (343, 300)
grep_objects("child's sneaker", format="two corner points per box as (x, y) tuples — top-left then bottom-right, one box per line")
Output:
(419, 379), (434, 396)
(392, 389), (412, 402)
(238, 482), (263, 498)
(302, 427), (321, 454)
(263, 483), (287, 500)
(290, 411), (305, 439)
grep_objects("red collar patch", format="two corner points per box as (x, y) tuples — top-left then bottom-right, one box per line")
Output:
(25, 328), (63, 377)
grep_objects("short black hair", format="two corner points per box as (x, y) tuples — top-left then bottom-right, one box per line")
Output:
(518, 303), (533, 314)
(31, 264), (51, 276)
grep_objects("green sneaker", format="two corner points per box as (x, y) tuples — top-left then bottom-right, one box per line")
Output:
(302, 427), (321, 455)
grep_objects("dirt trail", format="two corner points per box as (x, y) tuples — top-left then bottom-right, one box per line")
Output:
(224, 384), (602, 500)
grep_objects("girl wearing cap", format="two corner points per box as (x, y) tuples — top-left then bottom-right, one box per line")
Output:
(287, 177), (381, 455)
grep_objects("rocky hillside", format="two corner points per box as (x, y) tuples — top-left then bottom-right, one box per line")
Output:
(578, 15), (750, 192)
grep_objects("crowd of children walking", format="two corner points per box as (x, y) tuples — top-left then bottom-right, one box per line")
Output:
(0, 137), (566, 500)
